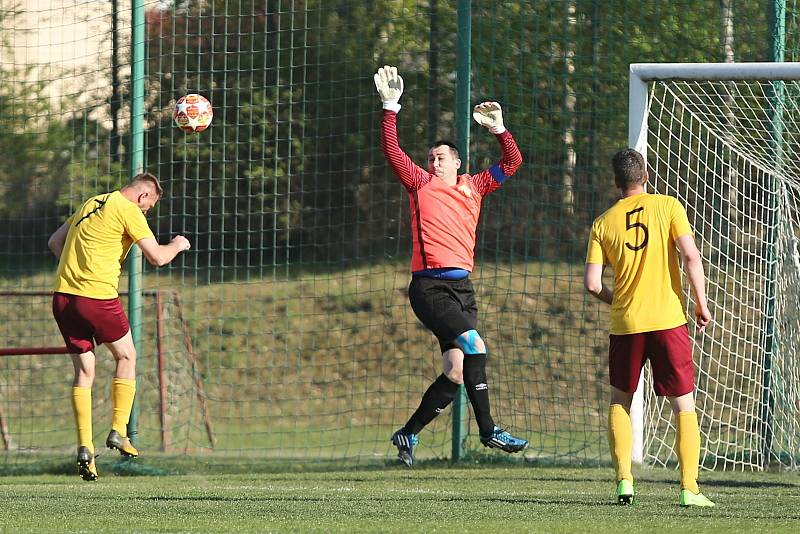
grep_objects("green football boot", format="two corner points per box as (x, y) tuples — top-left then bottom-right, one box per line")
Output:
(616, 479), (635, 505)
(679, 489), (715, 507)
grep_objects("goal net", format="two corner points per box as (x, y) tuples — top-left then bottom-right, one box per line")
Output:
(630, 63), (800, 470)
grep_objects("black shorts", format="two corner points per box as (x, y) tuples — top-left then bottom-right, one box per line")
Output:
(408, 276), (477, 353)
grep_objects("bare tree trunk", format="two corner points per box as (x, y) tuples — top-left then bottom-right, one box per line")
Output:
(720, 0), (735, 63)
(589, 0), (600, 192)
(719, 0), (737, 254)
(562, 0), (577, 218)
(428, 0), (439, 144)
(110, 0), (120, 163)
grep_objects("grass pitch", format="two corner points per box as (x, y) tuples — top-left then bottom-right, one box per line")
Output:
(1, 465), (798, 533)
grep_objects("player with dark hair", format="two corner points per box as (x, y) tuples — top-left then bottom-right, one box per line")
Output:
(48, 173), (191, 481)
(584, 148), (715, 507)
(374, 65), (528, 466)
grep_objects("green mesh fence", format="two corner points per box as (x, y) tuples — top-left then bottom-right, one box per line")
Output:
(1, 1), (798, 471)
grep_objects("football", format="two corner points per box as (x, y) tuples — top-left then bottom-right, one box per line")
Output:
(173, 94), (213, 133)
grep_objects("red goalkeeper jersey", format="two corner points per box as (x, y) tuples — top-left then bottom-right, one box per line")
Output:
(381, 110), (522, 272)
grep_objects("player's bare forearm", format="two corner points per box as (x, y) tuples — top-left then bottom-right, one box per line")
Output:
(676, 234), (712, 329)
(158, 242), (184, 266)
(138, 235), (191, 267)
(684, 255), (712, 329)
(684, 258), (707, 303)
(583, 263), (613, 304)
(47, 222), (69, 259)
(588, 284), (614, 305)
(48, 238), (64, 260)
(49, 243), (63, 260)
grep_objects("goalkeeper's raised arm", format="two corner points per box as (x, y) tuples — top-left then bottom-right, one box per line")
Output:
(375, 65), (521, 194)
(375, 64), (528, 468)
(469, 100), (522, 196)
(375, 65), (428, 191)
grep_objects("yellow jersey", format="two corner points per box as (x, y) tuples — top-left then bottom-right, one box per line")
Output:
(54, 191), (155, 299)
(586, 192), (692, 335)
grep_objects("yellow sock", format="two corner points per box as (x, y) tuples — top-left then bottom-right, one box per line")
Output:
(71, 386), (93, 454)
(111, 378), (136, 437)
(677, 411), (701, 494)
(608, 404), (633, 483)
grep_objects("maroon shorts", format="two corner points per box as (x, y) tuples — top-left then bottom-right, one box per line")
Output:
(52, 293), (130, 354)
(609, 324), (695, 397)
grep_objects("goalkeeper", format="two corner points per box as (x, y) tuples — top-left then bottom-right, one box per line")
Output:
(48, 173), (190, 481)
(584, 148), (714, 507)
(374, 65), (527, 467)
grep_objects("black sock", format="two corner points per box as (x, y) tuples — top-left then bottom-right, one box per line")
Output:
(404, 374), (459, 435)
(463, 354), (495, 436)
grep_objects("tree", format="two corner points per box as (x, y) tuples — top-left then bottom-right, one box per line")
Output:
(0, 3), (125, 262)
(144, 0), (444, 270)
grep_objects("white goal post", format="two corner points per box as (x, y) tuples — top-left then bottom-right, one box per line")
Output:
(628, 62), (800, 469)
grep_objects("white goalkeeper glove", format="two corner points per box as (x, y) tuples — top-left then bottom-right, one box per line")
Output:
(374, 65), (404, 112)
(473, 101), (505, 134)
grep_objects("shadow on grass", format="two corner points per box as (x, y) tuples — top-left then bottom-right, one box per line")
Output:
(701, 478), (800, 489)
(8, 452), (793, 489)
(0, 457), (168, 477)
(0, 454), (600, 478)
(138, 493), (615, 507)
(110, 458), (169, 476)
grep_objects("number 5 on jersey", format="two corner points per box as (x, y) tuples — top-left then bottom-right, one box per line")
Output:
(625, 207), (648, 251)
